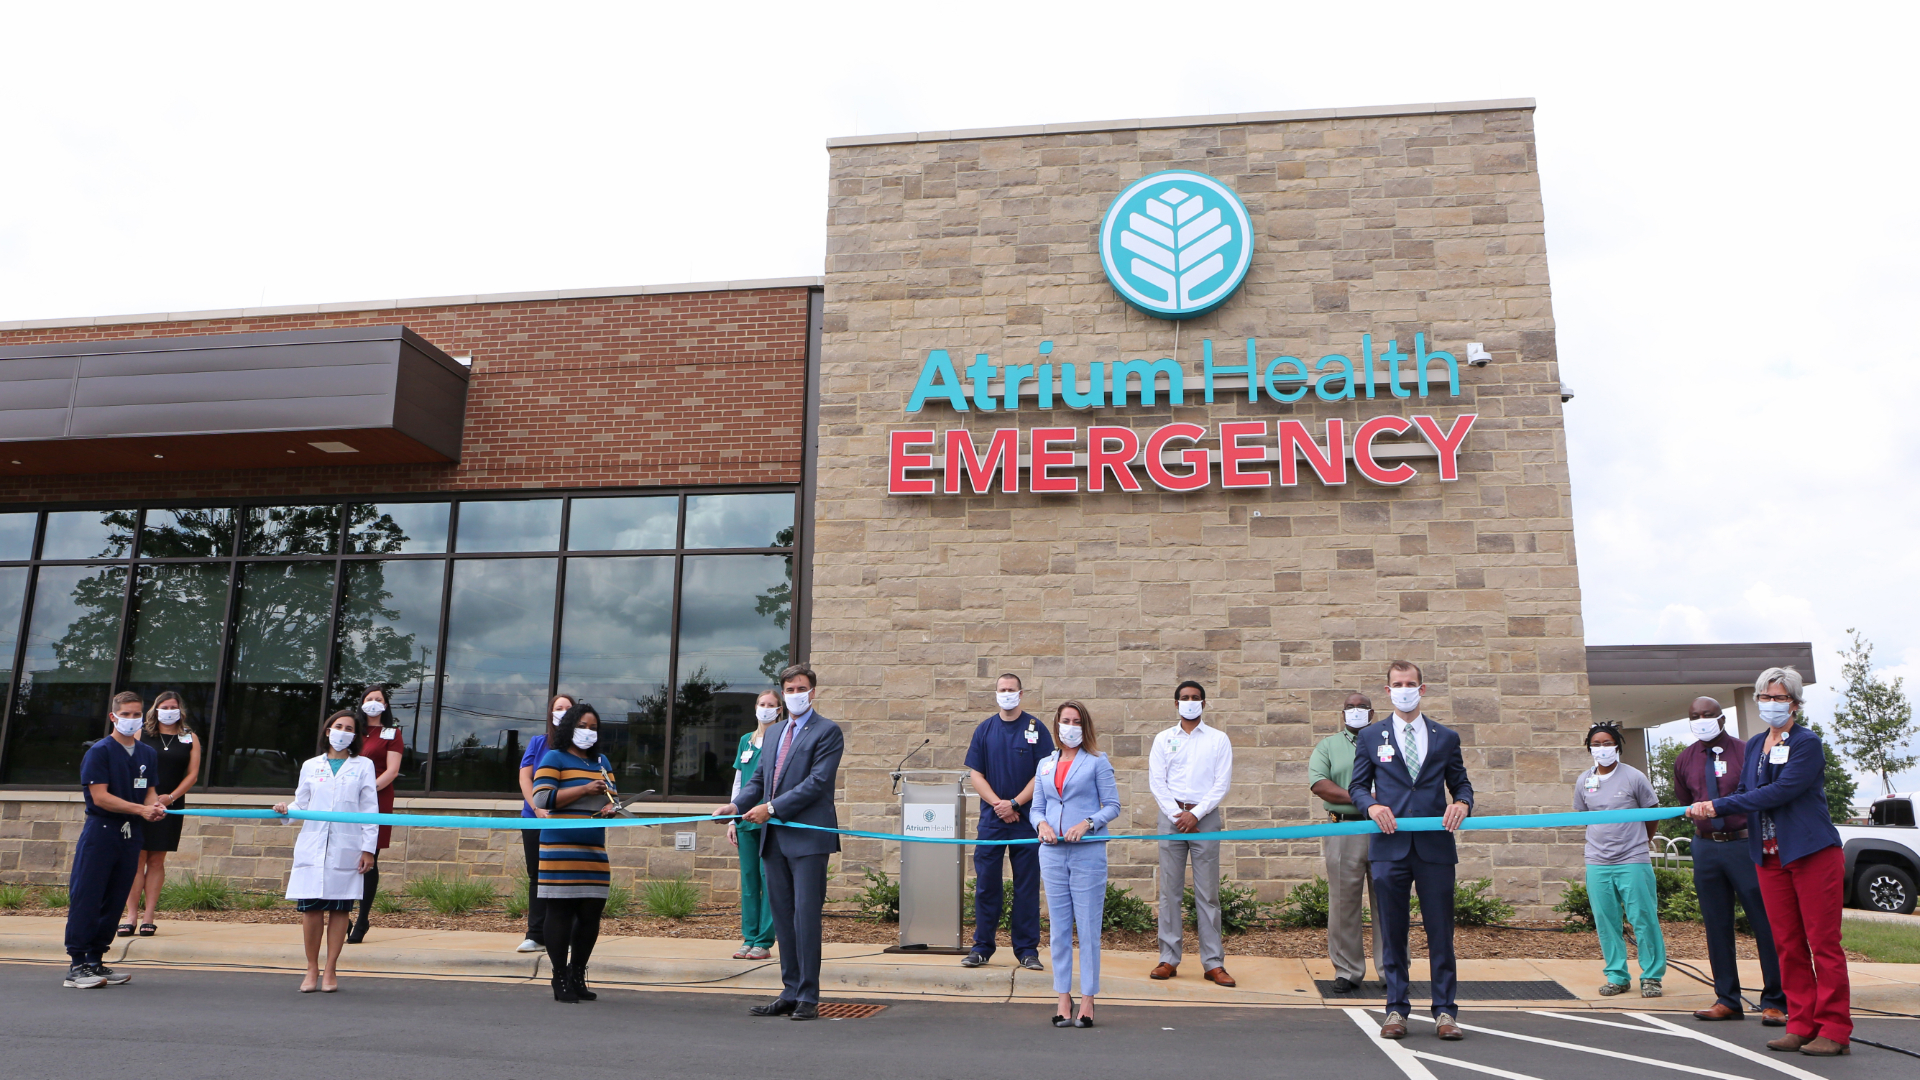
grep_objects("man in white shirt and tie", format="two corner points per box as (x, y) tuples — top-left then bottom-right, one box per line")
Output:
(1148, 680), (1236, 987)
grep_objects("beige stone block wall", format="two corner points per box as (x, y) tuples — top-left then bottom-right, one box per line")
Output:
(817, 105), (1592, 915)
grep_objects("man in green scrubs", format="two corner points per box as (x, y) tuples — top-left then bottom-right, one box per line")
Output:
(1308, 691), (1385, 993)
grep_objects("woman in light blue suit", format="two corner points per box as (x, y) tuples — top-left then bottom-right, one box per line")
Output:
(1031, 700), (1121, 1028)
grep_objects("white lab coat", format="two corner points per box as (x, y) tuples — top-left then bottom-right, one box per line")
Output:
(284, 754), (380, 901)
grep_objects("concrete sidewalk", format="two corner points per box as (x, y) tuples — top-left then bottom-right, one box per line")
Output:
(4, 916), (1916, 1013)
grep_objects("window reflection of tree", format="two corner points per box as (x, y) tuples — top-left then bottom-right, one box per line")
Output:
(755, 527), (795, 683)
(141, 507), (235, 558)
(219, 562), (333, 788)
(331, 554), (436, 789)
(122, 562), (227, 728)
(245, 505), (340, 556)
(4, 564), (127, 783)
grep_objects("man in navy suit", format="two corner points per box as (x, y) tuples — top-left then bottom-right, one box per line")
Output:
(1349, 660), (1474, 1041)
(714, 664), (845, 1020)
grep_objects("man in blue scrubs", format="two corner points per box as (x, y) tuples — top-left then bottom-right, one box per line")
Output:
(961, 673), (1051, 970)
(64, 691), (164, 989)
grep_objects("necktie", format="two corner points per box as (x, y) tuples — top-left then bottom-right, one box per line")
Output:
(1402, 721), (1421, 781)
(769, 718), (799, 795)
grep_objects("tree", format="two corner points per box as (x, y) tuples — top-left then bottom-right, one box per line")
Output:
(1646, 739), (1693, 839)
(1830, 629), (1917, 796)
(1807, 722), (1861, 823)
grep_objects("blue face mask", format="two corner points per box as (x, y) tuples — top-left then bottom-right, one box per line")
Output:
(1758, 701), (1794, 728)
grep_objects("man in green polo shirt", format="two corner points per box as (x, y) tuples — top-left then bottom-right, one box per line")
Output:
(1308, 691), (1386, 993)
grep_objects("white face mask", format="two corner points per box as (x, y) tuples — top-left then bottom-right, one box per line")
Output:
(113, 715), (143, 737)
(1058, 723), (1083, 748)
(572, 727), (598, 750)
(755, 705), (779, 724)
(1589, 745), (1619, 767)
(1389, 686), (1422, 713)
(1344, 707), (1371, 729)
(995, 690), (1021, 711)
(328, 728), (355, 751)
(1758, 700), (1794, 728)
(157, 708), (181, 725)
(553, 708), (568, 723)
(361, 700), (385, 716)
(1177, 700), (1204, 721)
(784, 690), (812, 715)
(1688, 716), (1723, 741)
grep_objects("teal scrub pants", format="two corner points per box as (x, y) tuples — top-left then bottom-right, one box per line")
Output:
(737, 827), (775, 949)
(1587, 862), (1666, 986)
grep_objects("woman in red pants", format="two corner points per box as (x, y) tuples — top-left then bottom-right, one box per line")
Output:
(1688, 665), (1849, 1057)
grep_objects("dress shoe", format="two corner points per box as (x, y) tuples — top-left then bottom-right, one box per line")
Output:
(790, 1001), (819, 1021)
(1798, 1037), (1849, 1056)
(1150, 962), (1177, 980)
(1379, 1012), (1408, 1039)
(1692, 1003), (1742, 1021)
(749, 997), (798, 1016)
(1761, 1008), (1787, 1027)
(1435, 1015), (1463, 1041)
(1766, 1032), (1810, 1052)
(1051, 1013), (1072, 1028)
(1330, 976), (1357, 994)
(1203, 967), (1237, 987)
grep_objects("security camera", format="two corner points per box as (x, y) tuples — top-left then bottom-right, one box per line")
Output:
(1465, 343), (1492, 367)
(1559, 383), (1575, 403)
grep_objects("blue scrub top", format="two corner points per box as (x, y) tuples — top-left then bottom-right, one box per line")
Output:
(79, 737), (160, 823)
(518, 734), (549, 818)
(964, 712), (1052, 825)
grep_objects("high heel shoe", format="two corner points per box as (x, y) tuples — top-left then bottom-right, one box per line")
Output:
(551, 973), (578, 1003)
(1052, 998), (1074, 1026)
(569, 963), (597, 1001)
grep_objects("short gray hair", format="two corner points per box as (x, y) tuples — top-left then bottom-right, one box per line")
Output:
(1755, 666), (1804, 704)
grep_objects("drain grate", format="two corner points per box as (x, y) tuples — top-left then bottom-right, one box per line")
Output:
(816, 1003), (889, 1019)
(1316, 979), (1575, 1001)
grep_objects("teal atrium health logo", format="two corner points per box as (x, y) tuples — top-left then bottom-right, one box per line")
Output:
(1098, 170), (1253, 320)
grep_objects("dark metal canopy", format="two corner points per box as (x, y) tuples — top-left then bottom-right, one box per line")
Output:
(1586, 642), (1816, 687)
(0, 325), (467, 475)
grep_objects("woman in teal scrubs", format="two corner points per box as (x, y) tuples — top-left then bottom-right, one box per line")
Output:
(727, 689), (781, 960)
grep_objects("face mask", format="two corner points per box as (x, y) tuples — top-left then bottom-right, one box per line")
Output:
(157, 709), (181, 726)
(572, 727), (599, 750)
(328, 728), (355, 751)
(1058, 723), (1083, 748)
(995, 690), (1021, 711)
(1758, 700), (1793, 728)
(1389, 687), (1422, 713)
(1344, 707), (1371, 729)
(755, 705), (779, 724)
(1177, 700), (1203, 721)
(1688, 716), (1723, 741)
(784, 690), (812, 715)
(553, 709), (568, 723)
(113, 715), (143, 737)
(361, 700), (385, 716)
(1589, 745), (1619, 767)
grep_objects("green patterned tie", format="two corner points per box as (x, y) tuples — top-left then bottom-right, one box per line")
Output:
(1402, 721), (1421, 781)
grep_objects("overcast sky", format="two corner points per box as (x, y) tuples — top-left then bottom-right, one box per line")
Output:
(3, 3), (1913, 792)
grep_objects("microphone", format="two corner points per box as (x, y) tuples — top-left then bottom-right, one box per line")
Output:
(891, 738), (932, 794)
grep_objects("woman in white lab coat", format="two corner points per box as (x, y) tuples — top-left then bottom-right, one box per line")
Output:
(273, 711), (378, 993)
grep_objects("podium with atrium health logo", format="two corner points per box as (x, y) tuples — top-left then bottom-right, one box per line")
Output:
(890, 773), (969, 953)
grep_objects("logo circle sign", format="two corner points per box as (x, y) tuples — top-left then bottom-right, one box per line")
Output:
(1099, 170), (1253, 320)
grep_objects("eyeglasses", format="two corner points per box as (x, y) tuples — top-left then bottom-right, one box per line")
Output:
(1755, 694), (1795, 703)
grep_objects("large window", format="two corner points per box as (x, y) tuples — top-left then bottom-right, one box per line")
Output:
(0, 490), (798, 797)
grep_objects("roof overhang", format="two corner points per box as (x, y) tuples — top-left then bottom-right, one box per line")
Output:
(0, 325), (467, 475)
(1585, 642), (1817, 729)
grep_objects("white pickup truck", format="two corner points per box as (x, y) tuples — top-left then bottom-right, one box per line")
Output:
(1839, 794), (1920, 915)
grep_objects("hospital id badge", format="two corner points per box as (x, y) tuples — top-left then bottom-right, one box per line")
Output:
(1713, 760), (1727, 777)
(1769, 744), (1790, 765)
(1377, 744), (1394, 763)
(740, 750), (753, 764)
(382, 727), (397, 740)
(1584, 776), (1600, 793)
(1024, 727), (1039, 744)
(133, 778), (148, 789)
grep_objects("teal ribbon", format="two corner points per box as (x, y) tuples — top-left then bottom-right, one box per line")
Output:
(170, 804), (1685, 843)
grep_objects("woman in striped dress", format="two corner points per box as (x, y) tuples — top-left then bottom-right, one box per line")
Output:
(531, 703), (617, 1003)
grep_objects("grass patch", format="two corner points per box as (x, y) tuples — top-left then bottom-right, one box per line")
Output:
(406, 875), (496, 916)
(503, 876), (528, 920)
(0, 883), (30, 909)
(240, 892), (279, 910)
(604, 884), (632, 919)
(42, 887), (69, 909)
(372, 888), (404, 914)
(1842, 918), (1920, 964)
(159, 873), (240, 911)
(639, 875), (698, 918)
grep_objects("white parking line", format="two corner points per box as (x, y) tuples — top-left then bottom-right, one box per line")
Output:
(1399, 1013), (1755, 1080)
(1524, 1009), (1688, 1035)
(1408, 1050), (1549, 1080)
(1343, 1007), (1438, 1080)
(1626, 1012), (1828, 1080)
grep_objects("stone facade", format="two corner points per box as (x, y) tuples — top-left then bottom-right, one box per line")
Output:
(814, 103), (1590, 913)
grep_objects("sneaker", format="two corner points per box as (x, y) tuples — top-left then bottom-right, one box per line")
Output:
(516, 938), (543, 953)
(1640, 978), (1662, 998)
(1017, 953), (1044, 972)
(64, 964), (105, 989)
(92, 963), (132, 985)
(1598, 982), (1630, 996)
(959, 951), (989, 968)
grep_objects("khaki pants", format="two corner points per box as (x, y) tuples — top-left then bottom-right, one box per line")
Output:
(1157, 810), (1224, 969)
(1323, 830), (1384, 984)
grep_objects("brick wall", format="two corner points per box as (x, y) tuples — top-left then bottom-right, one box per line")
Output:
(0, 287), (814, 503)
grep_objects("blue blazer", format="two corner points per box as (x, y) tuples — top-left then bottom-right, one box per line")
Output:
(1349, 715), (1475, 865)
(1711, 723), (1842, 867)
(732, 711), (845, 858)
(1029, 750), (1121, 840)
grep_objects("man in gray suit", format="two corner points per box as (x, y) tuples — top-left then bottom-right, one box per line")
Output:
(713, 664), (844, 1020)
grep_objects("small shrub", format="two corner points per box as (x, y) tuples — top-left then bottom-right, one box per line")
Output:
(503, 881), (528, 920)
(1554, 879), (1594, 931)
(160, 873), (239, 911)
(43, 887), (70, 909)
(857, 868), (900, 923)
(372, 889), (404, 915)
(1183, 878), (1266, 934)
(406, 875), (450, 904)
(1101, 883), (1155, 933)
(1272, 876), (1333, 929)
(604, 884), (632, 919)
(0, 883), (30, 909)
(240, 892), (278, 911)
(640, 875), (698, 918)
(961, 878), (1019, 929)
(1411, 877), (1515, 926)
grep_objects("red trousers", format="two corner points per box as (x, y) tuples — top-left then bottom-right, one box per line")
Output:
(1757, 845), (1850, 1044)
